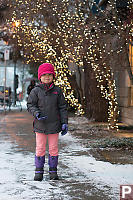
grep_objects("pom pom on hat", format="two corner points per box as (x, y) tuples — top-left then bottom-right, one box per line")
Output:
(38, 63), (55, 80)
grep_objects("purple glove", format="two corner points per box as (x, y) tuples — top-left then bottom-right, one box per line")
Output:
(36, 113), (47, 120)
(61, 124), (68, 136)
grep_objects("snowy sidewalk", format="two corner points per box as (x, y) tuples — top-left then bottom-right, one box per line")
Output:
(0, 111), (133, 199)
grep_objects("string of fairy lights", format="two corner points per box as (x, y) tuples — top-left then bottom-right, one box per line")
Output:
(8, 0), (132, 129)
(10, 0), (85, 115)
(85, 0), (132, 129)
(86, 36), (119, 129)
(54, 0), (121, 129)
(12, 22), (84, 114)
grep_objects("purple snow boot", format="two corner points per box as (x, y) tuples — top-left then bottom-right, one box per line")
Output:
(34, 155), (45, 181)
(48, 155), (59, 180)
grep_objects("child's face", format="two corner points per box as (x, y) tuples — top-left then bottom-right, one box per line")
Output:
(40, 73), (53, 84)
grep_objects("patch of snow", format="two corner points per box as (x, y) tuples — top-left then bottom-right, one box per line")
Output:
(0, 119), (132, 199)
(68, 116), (90, 124)
(59, 133), (133, 199)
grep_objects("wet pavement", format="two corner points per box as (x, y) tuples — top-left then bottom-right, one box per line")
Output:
(0, 110), (133, 200)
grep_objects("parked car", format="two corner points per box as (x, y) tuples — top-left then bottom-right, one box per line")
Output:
(0, 86), (11, 107)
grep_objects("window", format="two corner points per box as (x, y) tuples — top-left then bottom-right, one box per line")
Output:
(129, 41), (133, 73)
(128, 41), (133, 106)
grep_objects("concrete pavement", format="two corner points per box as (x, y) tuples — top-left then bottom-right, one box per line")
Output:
(0, 110), (133, 200)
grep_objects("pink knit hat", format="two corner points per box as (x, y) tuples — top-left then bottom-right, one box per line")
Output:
(38, 63), (55, 80)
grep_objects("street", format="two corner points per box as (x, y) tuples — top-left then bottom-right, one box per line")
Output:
(0, 110), (133, 200)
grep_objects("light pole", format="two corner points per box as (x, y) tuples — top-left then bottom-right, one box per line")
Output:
(20, 50), (25, 99)
(4, 49), (10, 113)
(13, 59), (17, 105)
(12, 20), (20, 105)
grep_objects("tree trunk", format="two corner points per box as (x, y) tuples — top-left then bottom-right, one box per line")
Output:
(84, 61), (108, 122)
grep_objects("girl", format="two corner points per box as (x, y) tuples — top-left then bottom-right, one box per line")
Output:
(27, 63), (68, 181)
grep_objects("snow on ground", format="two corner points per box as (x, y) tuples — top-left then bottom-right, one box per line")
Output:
(0, 129), (132, 199)
(60, 133), (133, 199)
(0, 100), (27, 113)
(0, 108), (133, 199)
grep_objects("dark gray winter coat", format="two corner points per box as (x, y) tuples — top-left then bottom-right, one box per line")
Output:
(27, 83), (68, 134)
